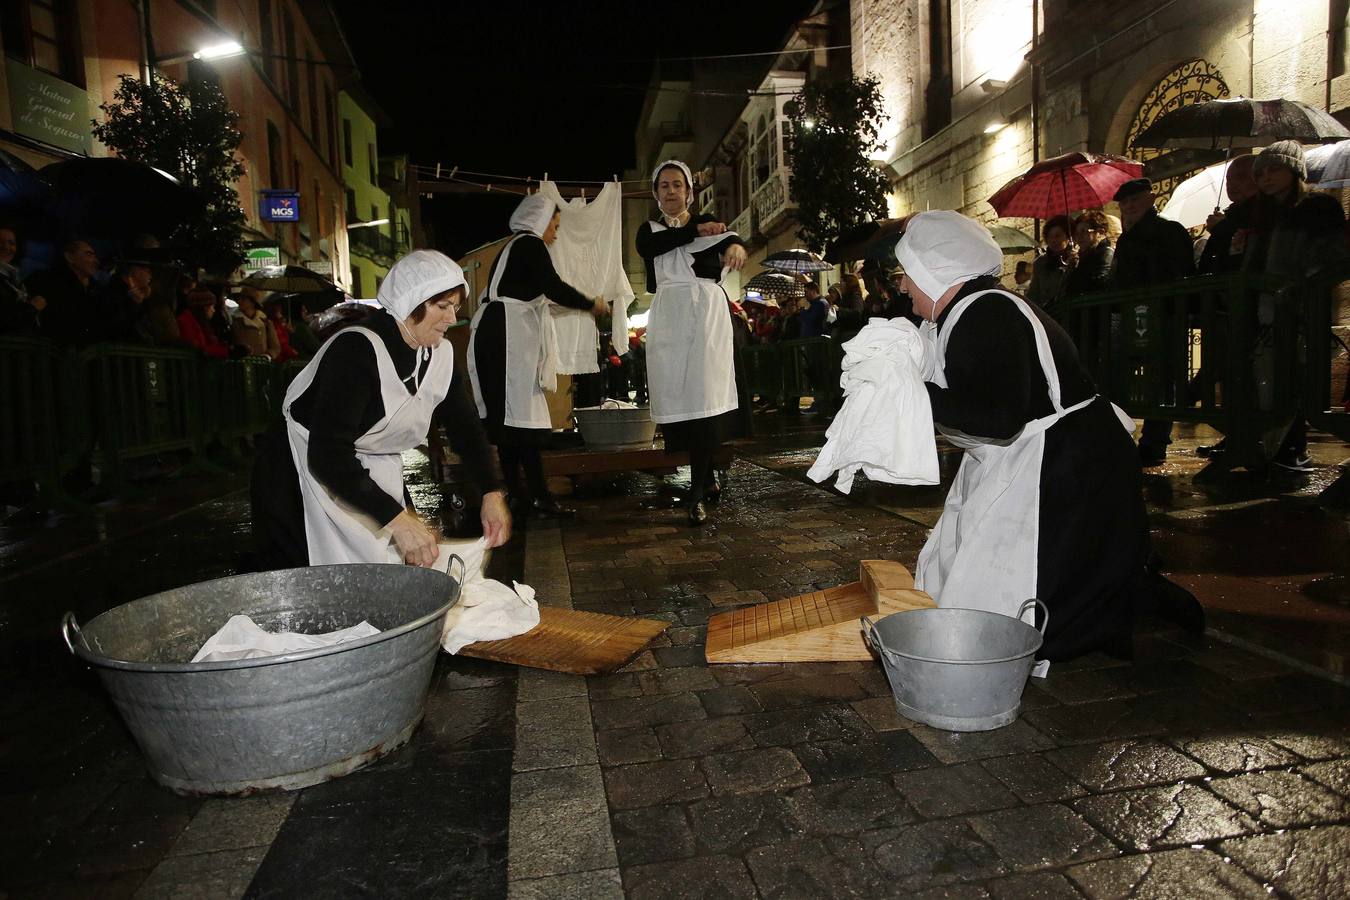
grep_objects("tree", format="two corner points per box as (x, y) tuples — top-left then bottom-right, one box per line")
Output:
(784, 75), (892, 253)
(92, 73), (246, 274)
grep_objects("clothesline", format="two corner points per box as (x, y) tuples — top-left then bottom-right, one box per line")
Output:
(409, 164), (648, 187)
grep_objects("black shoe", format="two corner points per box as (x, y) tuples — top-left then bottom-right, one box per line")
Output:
(1149, 573), (1206, 635)
(1195, 439), (1227, 458)
(532, 496), (575, 518)
(1271, 449), (1314, 472)
(1138, 444), (1167, 467)
(687, 501), (708, 526)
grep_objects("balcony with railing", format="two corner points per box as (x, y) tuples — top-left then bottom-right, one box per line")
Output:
(729, 205), (754, 241)
(751, 168), (795, 234)
(349, 224), (409, 263)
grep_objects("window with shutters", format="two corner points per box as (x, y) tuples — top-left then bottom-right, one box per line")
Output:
(1, 0), (84, 86)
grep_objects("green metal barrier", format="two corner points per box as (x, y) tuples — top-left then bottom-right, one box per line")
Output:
(738, 343), (783, 403)
(1058, 271), (1329, 470)
(0, 336), (86, 500)
(779, 337), (843, 410)
(84, 343), (203, 482)
(272, 359), (308, 418)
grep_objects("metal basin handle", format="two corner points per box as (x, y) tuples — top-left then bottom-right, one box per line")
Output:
(60, 611), (89, 655)
(446, 553), (466, 605)
(1017, 599), (1049, 636)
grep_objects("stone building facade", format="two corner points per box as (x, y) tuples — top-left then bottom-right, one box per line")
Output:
(853, 0), (1350, 236)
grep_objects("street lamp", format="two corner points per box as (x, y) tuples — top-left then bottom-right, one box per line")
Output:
(193, 41), (246, 61)
(347, 219), (389, 229)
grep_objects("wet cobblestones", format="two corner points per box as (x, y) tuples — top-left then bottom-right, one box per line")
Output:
(3, 418), (1350, 896)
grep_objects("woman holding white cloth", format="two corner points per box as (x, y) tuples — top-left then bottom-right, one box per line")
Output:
(635, 159), (747, 526)
(897, 211), (1202, 662)
(469, 194), (608, 517)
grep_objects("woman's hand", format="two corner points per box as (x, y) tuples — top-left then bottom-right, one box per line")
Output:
(722, 244), (748, 271)
(591, 296), (611, 318)
(697, 221), (727, 237)
(480, 491), (512, 548)
(386, 508), (440, 568)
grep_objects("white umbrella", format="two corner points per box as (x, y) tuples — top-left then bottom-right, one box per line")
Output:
(1307, 142), (1350, 189)
(1160, 162), (1231, 229)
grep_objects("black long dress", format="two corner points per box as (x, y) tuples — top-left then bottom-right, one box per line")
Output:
(251, 310), (502, 570)
(926, 277), (1150, 660)
(472, 232), (593, 447)
(634, 214), (746, 452)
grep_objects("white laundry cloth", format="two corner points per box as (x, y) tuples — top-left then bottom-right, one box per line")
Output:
(539, 181), (636, 371)
(807, 319), (940, 493)
(192, 615), (380, 663)
(438, 539), (540, 654)
(576, 398), (638, 410)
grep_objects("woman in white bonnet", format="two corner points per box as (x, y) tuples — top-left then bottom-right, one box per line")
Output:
(896, 210), (1202, 662)
(469, 193), (608, 517)
(635, 159), (747, 526)
(252, 250), (511, 570)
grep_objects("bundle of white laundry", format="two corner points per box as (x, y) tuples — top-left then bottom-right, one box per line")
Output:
(807, 318), (940, 493)
(437, 538), (540, 654)
(193, 616), (380, 663)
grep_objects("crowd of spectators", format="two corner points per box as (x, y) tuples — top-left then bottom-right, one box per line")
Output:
(0, 230), (320, 365)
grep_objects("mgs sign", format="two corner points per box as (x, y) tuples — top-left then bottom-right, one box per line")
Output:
(260, 190), (301, 222)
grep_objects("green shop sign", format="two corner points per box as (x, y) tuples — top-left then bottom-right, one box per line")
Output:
(243, 245), (281, 270)
(5, 60), (91, 155)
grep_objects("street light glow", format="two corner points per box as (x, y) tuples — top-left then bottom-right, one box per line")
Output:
(802, 117), (817, 130)
(193, 41), (245, 61)
(347, 218), (390, 229)
(984, 120), (1008, 135)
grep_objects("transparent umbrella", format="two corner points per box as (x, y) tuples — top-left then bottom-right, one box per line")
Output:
(1160, 162), (1231, 229)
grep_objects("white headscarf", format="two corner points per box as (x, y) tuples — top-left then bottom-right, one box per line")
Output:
(894, 211), (1003, 309)
(509, 194), (557, 238)
(376, 250), (466, 321)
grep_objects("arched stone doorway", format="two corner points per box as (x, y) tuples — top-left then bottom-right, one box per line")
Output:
(1121, 59), (1231, 203)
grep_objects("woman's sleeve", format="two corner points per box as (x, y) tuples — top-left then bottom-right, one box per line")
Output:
(518, 237), (593, 310)
(434, 357), (505, 494)
(304, 333), (405, 527)
(635, 219), (700, 259)
(924, 296), (1037, 441)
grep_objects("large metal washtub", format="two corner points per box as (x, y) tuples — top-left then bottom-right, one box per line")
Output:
(62, 563), (462, 796)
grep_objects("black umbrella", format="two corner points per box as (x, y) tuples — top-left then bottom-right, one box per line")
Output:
(744, 271), (805, 299)
(242, 265), (339, 295)
(761, 248), (833, 274)
(823, 218), (907, 264)
(0, 149), (51, 208)
(1132, 97), (1350, 150)
(40, 157), (199, 240)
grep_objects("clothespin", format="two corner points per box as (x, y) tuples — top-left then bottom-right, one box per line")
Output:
(486, 184), (492, 192)
(544, 171), (549, 183)
(435, 163), (441, 179)
(613, 174), (619, 183)
(581, 187), (587, 200)
(449, 166), (458, 179)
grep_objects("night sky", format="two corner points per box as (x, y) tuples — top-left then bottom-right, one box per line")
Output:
(331, 0), (818, 256)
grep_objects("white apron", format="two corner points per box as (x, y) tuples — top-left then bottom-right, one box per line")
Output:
(467, 234), (561, 429)
(283, 326), (454, 565)
(915, 290), (1133, 626)
(646, 222), (738, 424)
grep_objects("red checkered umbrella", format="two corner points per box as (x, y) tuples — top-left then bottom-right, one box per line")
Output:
(987, 152), (1144, 219)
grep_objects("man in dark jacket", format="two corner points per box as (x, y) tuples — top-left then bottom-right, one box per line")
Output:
(97, 259), (154, 343)
(1110, 178), (1195, 465)
(1198, 154), (1257, 276)
(24, 238), (101, 346)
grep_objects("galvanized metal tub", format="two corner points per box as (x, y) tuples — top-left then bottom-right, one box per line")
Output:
(61, 563), (462, 796)
(574, 405), (657, 452)
(862, 600), (1047, 732)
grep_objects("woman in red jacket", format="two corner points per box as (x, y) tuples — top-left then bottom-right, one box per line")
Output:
(177, 288), (228, 358)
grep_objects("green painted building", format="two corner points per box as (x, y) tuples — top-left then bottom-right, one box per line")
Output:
(338, 86), (408, 298)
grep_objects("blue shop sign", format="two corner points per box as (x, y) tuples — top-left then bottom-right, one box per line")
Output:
(261, 190), (301, 222)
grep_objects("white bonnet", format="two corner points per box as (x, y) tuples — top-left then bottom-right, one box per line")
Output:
(894, 210), (1003, 302)
(376, 250), (466, 321)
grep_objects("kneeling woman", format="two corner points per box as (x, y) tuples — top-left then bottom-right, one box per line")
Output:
(252, 251), (510, 569)
(897, 211), (1202, 661)
(469, 194), (607, 517)
(636, 159), (747, 525)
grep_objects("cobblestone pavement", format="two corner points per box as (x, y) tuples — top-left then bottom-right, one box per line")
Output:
(2, 417), (1349, 898)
